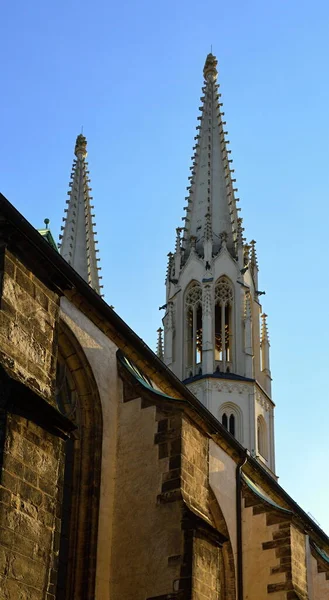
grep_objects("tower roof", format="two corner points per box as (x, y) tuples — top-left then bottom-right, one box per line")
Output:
(182, 53), (240, 259)
(59, 134), (102, 294)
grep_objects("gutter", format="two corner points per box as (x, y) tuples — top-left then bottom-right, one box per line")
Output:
(236, 451), (248, 600)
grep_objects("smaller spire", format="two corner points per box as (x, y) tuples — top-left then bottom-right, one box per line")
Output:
(243, 243), (250, 266)
(59, 133), (102, 294)
(245, 292), (252, 320)
(157, 327), (164, 360)
(250, 240), (258, 269)
(250, 240), (259, 289)
(166, 252), (174, 282)
(261, 313), (270, 344)
(236, 218), (244, 247)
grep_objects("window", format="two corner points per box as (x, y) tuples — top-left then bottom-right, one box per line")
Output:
(214, 278), (233, 367)
(257, 415), (268, 460)
(222, 411), (235, 436)
(229, 414), (235, 437)
(220, 402), (242, 443)
(185, 283), (203, 373)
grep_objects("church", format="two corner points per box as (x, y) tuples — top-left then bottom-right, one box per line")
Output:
(0, 53), (328, 599)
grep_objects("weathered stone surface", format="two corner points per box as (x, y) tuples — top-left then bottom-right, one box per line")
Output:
(0, 413), (65, 598)
(0, 250), (59, 403)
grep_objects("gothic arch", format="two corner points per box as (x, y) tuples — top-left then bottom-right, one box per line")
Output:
(209, 489), (236, 600)
(214, 276), (234, 370)
(257, 414), (268, 460)
(56, 319), (103, 600)
(185, 280), (203, 376)
(219, 402), (243, 444)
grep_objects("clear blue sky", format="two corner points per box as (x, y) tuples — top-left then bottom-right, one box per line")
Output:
(1, 0), (329, 534)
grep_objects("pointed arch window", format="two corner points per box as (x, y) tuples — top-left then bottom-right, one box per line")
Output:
(222, 413), (228, 430)
(220, 402), (243, 443)
(185, 282), (203, 375)
(257, 415), (268, 460)
(215, 278), (234, 369)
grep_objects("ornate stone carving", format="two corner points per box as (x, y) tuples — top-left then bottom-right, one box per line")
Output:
(202, 284), (212, 316)
(210, 380), (250, 395)
(215, 278), (233, 305)
(186, 283), (202, 307)
(256, 391), (271, 412)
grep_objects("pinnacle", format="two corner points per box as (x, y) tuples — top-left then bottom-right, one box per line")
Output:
(156, 327), (164, 360)
(261, 313), (270, 343)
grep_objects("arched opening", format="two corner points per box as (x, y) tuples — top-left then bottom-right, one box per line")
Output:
(220, 402), (243, 443)
(55, 320), (103, 599)
(214, 278), (234, 371)
(209, 489), (236, 600)
(229, 414), (235, 437)
(185, 282), (203, 376)
(222, 413), (228, 429)
(257, 415), (268, 460)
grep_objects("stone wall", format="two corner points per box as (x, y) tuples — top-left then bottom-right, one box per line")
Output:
(0, 249), (70, 598)
(0, 413), (65, 599)
(192, 535), (222, 600)
(0, 249), (59, 402)
(111, 367), (229, 600)
(243, 483), (309, 599)
(110, 397), (183, 600)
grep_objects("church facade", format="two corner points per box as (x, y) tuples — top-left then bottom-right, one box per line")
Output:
(0, 54), (328, 600)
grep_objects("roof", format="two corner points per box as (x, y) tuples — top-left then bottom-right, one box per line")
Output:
(38, 228), (58, 252)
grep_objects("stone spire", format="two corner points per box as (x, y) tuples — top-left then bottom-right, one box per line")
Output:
(161, 53), (276, 474)
(59, 134), (102, 294)
(181, 53), (241, 262)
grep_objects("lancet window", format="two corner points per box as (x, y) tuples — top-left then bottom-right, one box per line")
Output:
(214, 277), (234, 369)
(222, 412), (235, 436)
(220, 402), (242, 442)
(185, 282), (203, 375)
(257, 415), (268, 460)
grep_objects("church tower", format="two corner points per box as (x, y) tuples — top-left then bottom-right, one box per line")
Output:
(58, 134), (102, 294)
(162, 54), (275, 475)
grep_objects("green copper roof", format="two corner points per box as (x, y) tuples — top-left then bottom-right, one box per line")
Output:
(313, 543), (329, 565)
(117, 350), (181, 402)
(38, 227), (58, 252)
(242, 473), (292, 514)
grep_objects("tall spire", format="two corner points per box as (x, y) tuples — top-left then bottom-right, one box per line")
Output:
(182, 53), (240, 261)
(161, 54), (276, 473)
(59, 134), (102, 294)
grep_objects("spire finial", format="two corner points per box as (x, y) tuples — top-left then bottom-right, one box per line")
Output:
(157, 327), (164, 360)
(75, 133), (87, 158)
(203, 52), (218, 81)
(44, 218), (50, 230)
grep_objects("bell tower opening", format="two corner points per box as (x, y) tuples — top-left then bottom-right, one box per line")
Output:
(214, 277), (234, 371)
(185, 282), (203, 376)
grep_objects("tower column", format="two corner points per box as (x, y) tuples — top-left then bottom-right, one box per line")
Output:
(244, 293), (253, 378)
(202, 283), (213, 375)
